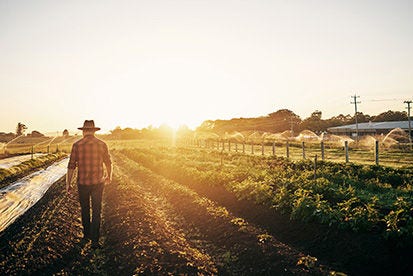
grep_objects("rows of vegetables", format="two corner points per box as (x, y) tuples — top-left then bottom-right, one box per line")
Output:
(118, 146), (413, 244)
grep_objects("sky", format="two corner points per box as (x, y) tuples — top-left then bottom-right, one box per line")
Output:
(1, 0), (412, 134)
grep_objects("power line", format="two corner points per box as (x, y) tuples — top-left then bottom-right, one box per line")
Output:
(370, 98), (404, 102)
(351, 95), (361, 143)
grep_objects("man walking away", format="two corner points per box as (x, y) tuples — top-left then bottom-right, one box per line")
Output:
(66, 120), (112, 248)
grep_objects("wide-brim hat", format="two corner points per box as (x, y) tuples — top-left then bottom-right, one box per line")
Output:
(78, 120), (101, 131)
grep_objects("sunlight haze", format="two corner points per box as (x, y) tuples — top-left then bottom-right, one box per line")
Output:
(1, 0), (412, 133)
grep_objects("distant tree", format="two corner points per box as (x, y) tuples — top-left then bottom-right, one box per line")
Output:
(197, 120), (215, 131)
(334, 114), (352, 123)
(63, 129), (69, 137)
(196, 109), (302, 134)
(268, 109), (301, 120)
(16, 122), (27, 136)
(268, 109), (301, 133)
(311, 110), (322, 120)
(299, 110), (324, 133)
(349, 112), (371, 124)
(30, 130), (44, 137)
(110, 126), (122, 137)
(371, 110), (408, 122)
(325, 114), (353, 126)
(108, 126), (141, 139)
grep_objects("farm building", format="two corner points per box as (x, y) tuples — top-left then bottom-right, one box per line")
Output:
(327, 121), (412, 138)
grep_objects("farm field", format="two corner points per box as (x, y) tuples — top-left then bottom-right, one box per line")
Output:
(0, 139), (412, 275)
(3, 1), (413, 274)
(0, 135), (80, 157)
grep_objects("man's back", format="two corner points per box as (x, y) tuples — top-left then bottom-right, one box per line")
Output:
(68, 135), (111, 185)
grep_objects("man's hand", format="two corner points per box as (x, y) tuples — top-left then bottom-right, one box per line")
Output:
(66, 169), (75, 196)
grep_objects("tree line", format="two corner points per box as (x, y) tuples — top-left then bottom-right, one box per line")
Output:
(102, 109), (408, 140)
(3, 110), (406, 142)
(196, 109), (408, 135)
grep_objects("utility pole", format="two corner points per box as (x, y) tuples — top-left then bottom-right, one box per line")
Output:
(351, 95), (361, 143)
(405, 100), (412, 148)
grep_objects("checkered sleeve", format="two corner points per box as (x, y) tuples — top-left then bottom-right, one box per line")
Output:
(102, 143), (111, 168)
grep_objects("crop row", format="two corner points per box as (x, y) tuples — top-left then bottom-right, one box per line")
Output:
(0, 153), (67, 188)
(117, 147), (413, 244)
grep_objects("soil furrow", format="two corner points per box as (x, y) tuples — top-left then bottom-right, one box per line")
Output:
(112, 151), (334, 275)
(103, 153), (218, 274)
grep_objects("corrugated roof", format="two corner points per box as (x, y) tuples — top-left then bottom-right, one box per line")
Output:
(327, 121), (411, 131)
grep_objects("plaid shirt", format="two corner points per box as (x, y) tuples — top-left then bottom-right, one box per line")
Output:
(68, 135), (111, 185)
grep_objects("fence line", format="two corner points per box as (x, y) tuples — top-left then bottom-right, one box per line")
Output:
(185, 138), (413, 167)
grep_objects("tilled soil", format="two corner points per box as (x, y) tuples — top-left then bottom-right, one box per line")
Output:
(105, 152), (331, 275)
(1, 151), (409, 275)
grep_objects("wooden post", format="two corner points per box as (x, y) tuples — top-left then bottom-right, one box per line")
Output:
(56, 144), (59, 153)
(375, 140), (379, 165)
(222, 140), (225, 151)
(314, 154), (318, 179)
(242, 142), (245, 154)
(47, 145), (50, 154)
(345, 141), (349, 163)
(261, 142), (265, 155)
(321, 141), (325, 161)
(286, 141), (290, 158)
(228, 140), (231, 152)
(272, 141), (275, 156)
(251, 142), (254, 154)
(302, 141), (306, 159)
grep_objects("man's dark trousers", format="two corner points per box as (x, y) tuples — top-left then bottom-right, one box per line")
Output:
(77, 183), (104, 242)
